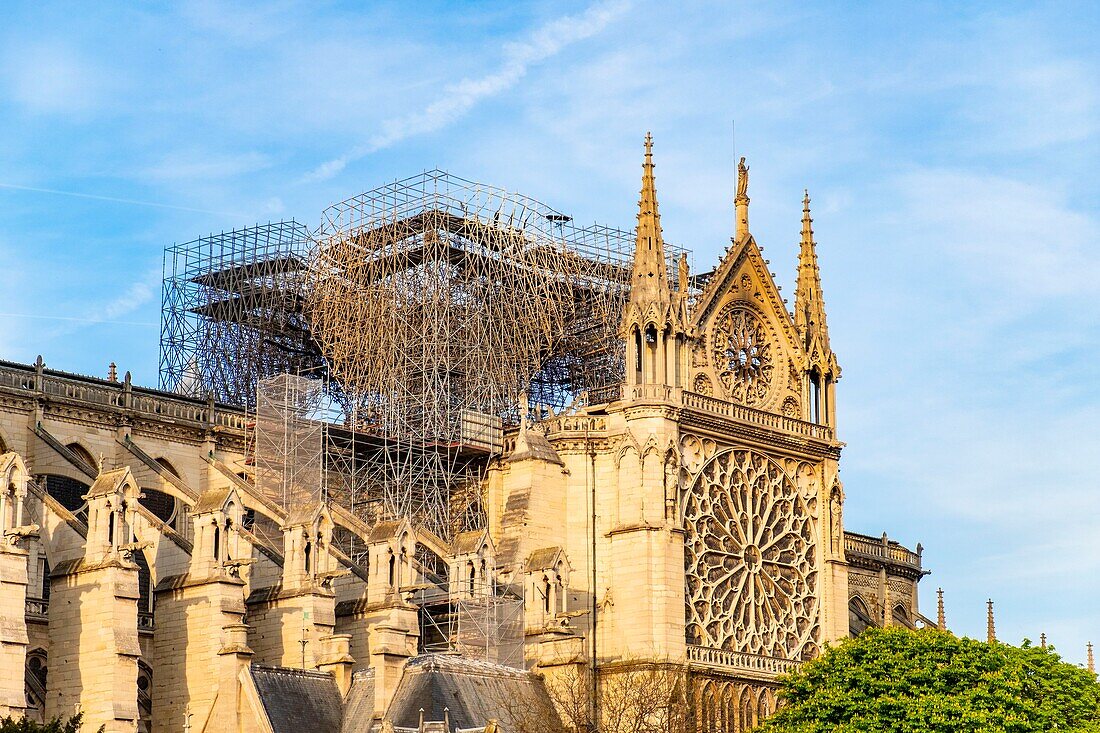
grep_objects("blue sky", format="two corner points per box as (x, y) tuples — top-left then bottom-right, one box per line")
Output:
(0, 1), (1097, 664)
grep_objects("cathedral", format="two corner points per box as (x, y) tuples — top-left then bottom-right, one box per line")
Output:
(0, 137), (930, 732)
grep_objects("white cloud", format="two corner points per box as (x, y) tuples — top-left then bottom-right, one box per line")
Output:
(303, 0), (630, 182)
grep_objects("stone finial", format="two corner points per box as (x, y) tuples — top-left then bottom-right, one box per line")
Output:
(1088, 642), (1095, 674)
(734, 157), (750, 239)
(1040, 633), (1047, 649)
(936, 588), (946, 630)
(986, 599), (996, 643)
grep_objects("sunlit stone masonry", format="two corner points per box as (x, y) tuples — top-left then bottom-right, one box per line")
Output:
(0, 137), (928, 732)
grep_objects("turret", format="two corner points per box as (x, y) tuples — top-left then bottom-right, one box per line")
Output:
(794, 191), (840, 427)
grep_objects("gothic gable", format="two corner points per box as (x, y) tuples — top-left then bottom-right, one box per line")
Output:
(686, 236), (806, 418)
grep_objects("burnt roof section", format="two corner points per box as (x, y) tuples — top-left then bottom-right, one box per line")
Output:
(385, 654), (559, 731)
(250, 665), (344, 733)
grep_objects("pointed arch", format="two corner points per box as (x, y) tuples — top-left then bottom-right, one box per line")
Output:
(64, 441), (98, 471)
(849, 594), (875, 636)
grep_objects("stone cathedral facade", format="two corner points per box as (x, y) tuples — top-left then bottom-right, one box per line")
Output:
(0, 138), (928, 732)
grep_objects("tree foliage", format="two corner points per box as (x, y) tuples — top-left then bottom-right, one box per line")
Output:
(757, 627), (1100, 733)
(0, 713), (103, 733)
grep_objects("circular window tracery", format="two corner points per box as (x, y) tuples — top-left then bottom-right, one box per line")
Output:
(684, 448), (819, 659)
(711, 305), (774, 406)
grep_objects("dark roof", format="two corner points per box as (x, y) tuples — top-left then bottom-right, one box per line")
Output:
(504, 429), (563, 466)
(250, 666), (345, 733)
(385, 654), (558, 732)
(342, 670), (376, 733)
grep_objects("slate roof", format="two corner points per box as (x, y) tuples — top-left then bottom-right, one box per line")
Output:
(342, 670), (376, 733)
(504, 429), (563, 466)
(250, 665), (345, 733)
(385, 654), (559, 732)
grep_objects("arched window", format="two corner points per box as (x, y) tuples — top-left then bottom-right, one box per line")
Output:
(739, 686), (756, 731)
(26, 649), (47, 688)
(212, 526), (221, 561)
(65, 442), (98, 473)
(849, 596), (874, 637)
(388, 552), (396, 588)
(154, 457), (180, 478)
(809, 370), (822, 424)
(758, 687), (773, 721)
(542, 576), (551, 613)
(634, 328), (643, 374)
(468, 561), (476, 594)
(892, 603), (911, 628)
(137, 660), (153, 728)
(304, 540), (312, 574)
(43, 475), (89, 515)
(135, 550), (154, 615)
(139, 487), (175, 525)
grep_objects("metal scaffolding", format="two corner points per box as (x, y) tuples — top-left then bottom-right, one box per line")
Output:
(160, 170), (684, 541)
(159, 220), (319, 406)
(253, 374), (325, 510)
(418, 580), (525, 669)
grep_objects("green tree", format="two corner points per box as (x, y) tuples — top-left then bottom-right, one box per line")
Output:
(757, 627), (1100, 733)
(0, 713), (103, 733)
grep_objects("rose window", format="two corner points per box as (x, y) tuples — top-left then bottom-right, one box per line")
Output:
(684, 448), (819, 659)
(711, 306), (773, 406)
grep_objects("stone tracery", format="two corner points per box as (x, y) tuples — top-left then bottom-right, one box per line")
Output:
(710, 305), (774, 407)
(684, 448), (820, 659)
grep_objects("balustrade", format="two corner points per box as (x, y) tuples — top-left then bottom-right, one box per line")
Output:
(844, 534), (921, 567)
(0, 360), (248, 433)
(25, 598), (48, 621)
(687, 644), (802, 675)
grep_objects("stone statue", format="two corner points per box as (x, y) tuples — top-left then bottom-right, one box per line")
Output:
(737, 157), (749, 197)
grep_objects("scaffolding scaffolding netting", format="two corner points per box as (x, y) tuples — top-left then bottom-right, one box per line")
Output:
(254, 374), (325, 511)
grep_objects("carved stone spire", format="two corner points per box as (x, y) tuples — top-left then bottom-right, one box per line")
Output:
(795, 190), (831, 356)
(629, 132), (670, 308)
(1088, 642), (1095, 674)
(986, 599), (996, 643)
(936, 587), (946, 630)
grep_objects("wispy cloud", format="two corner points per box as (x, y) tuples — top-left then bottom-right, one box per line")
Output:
(303, 0), (630, 182)
(0, 182), (241, 217)
(143, 150), (273, 182)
